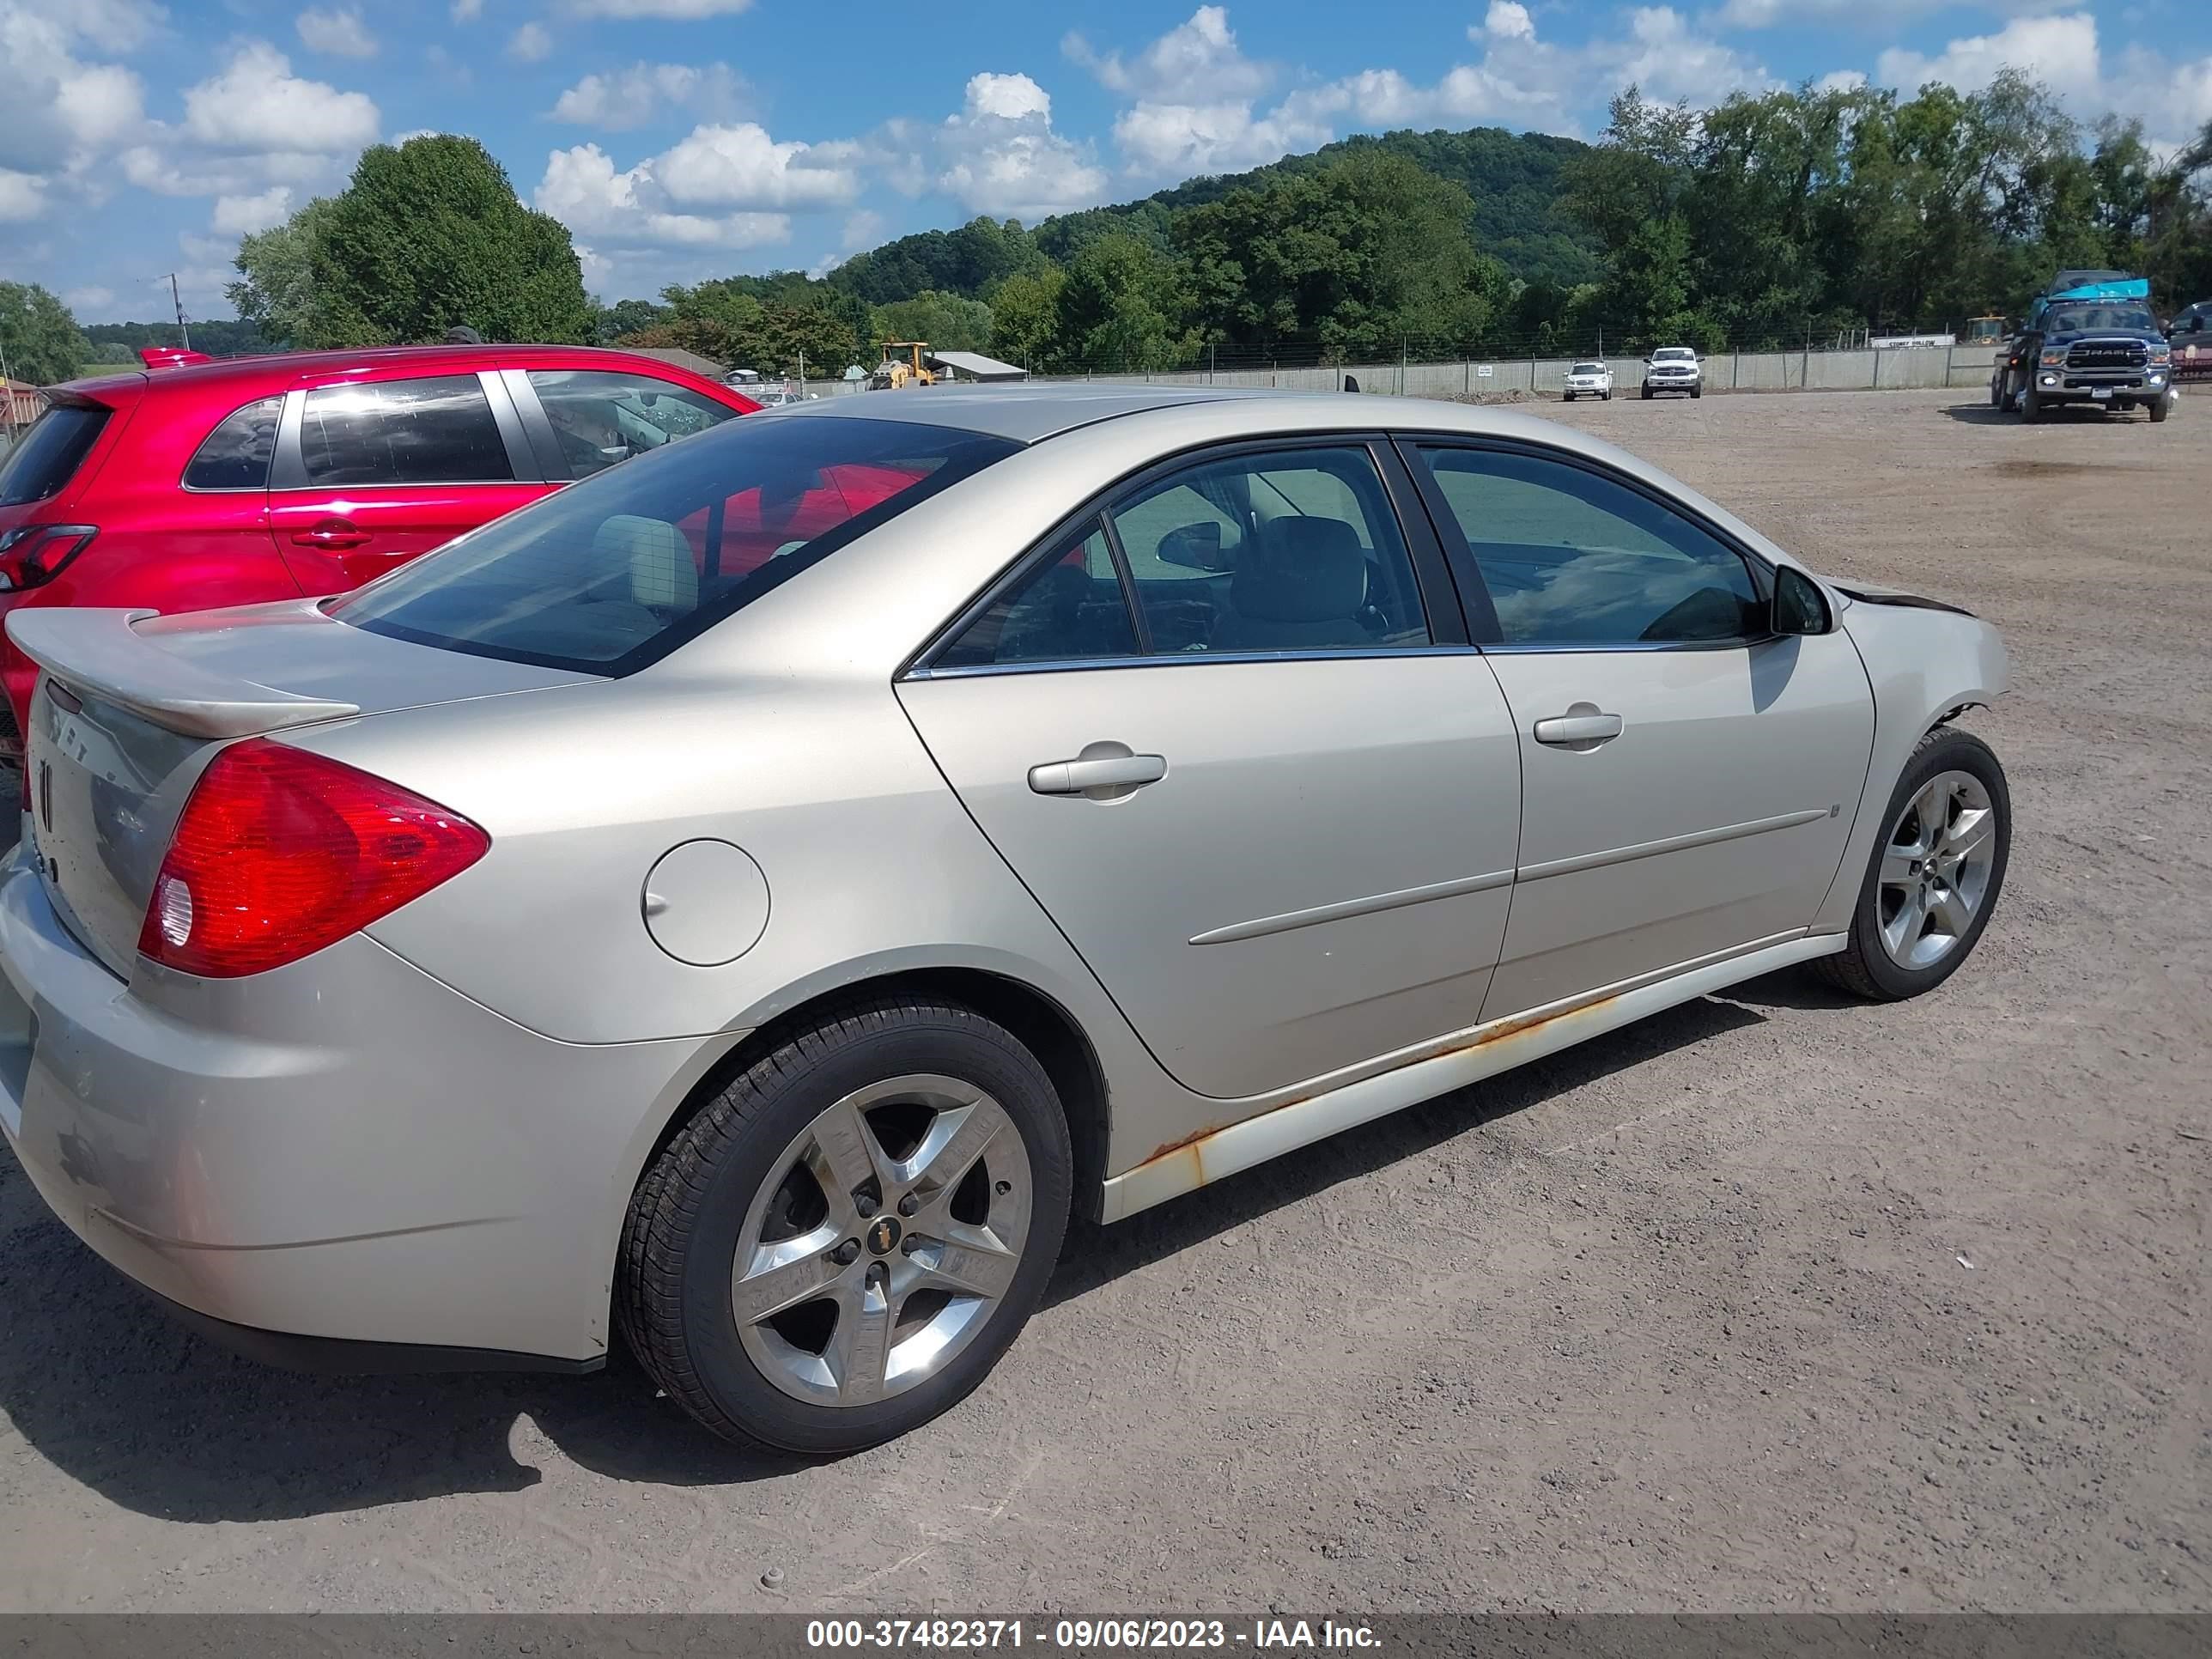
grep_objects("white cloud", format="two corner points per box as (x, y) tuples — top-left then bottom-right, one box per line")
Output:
(533, 138), (803, 252)
(119, 143), (343, 201)
(561, 0), (751, 17)
(1, 3), (149, 181)
(1082, 3), (1764, 179)
(0, 167), (47, 221)
(550, 62), (745, 129)
(212, 185), (295, 234)
(933, 72), (1108, 219)
(654, 123), (859, 209)
(1815, 69), (1869, 94)
(841, 208), (884, 250)
(296, 7), (378, 58)
(1878, 12), (2102, 104)
(1064, 6), (1271, 105)
(507, 21), (552, 61)
(64, 283), (115, 313)
(450, 0), (482, 17)
(182, 42), (380, 153)
(1483, 2), (1535, 43)
(1721, 0), (2075, 24)
(966, 70), (1054, 122)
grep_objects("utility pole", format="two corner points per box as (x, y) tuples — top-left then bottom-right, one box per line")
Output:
(0, 334), (15, 445)
(797, 348), (805, 396)
(155, 274), (191, 349)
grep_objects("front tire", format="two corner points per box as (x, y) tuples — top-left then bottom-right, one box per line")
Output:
(1814, 727), (2010, 1002)
(617, 998), (1073, 1454)
(1690, 384), (1702, 399)
(2149, 392), (2170, 423)
(1641, 385), (1653, 400)
(2021, 385), (2044, 422)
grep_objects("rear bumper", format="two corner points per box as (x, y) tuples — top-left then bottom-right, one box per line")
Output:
(0, 847), (719, 1368)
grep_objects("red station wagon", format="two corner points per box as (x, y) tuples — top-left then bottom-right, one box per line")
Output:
(0, 343), (761, 760)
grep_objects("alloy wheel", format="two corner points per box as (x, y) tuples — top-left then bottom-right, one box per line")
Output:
(732, 1073), (1034, 1407)
(1876, 769), (1998, 970)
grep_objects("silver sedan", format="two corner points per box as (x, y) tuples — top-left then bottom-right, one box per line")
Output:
(0, 387), (2011, 1451)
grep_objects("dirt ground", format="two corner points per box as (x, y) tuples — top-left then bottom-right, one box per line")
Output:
(1, 386), (2205, 1614)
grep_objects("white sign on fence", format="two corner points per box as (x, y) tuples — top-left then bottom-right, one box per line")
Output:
(1476, 365), (1493, 378)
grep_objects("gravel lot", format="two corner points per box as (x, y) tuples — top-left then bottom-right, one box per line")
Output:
(1, 386), (2204, 1613)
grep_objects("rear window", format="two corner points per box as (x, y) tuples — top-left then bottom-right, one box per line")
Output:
(331, 415), (1017, 675)
(0, 404), (109, 507)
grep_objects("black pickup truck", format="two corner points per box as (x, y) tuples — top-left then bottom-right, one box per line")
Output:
(1990, 273), (2176, 422)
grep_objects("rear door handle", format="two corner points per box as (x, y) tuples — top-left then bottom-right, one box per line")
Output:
(1533, 708), (1624, 749)
(1028, 753), (1168, 796)
(290, 518), (370, 550)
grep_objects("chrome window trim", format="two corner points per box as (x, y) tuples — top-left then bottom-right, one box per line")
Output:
(905, 643), (1487, 680)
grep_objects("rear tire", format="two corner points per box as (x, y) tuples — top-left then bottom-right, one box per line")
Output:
(1814, 726), (2010, 1002)
(617, 997), (1073, 1454)
(1988, 374), (2004, 409)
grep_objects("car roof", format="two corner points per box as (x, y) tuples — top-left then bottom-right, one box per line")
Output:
(57, 343), (713, 400)
(767, 383), (1273, 443)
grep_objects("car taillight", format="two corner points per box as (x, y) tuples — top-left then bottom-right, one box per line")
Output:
(138, 738), (489, 978)
(0, 525), (98, 592)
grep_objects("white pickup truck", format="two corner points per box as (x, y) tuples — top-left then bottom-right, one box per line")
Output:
(1642, 346), (1704, 399)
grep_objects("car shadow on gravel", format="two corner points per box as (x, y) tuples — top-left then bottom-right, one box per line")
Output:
(0, 991), (1768, 1523)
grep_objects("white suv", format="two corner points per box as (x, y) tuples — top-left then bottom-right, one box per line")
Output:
(1642, 347), (1704, 399)
(1563, 362), (1613, 401)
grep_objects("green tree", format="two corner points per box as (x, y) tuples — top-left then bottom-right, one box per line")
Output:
(228, 197), (337, 348)
(591, 297), (671, 344)
(1174, 151), (1505, 356)
(0, 283), (90, 386)
(985, 266), (1066, 370)
(871, 289), (994, 353)
(1055, 233), (1197, 371)
(307, 136), (592, 346)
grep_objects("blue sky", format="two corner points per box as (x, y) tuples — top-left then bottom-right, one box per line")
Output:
(4, 0), (2203, 325)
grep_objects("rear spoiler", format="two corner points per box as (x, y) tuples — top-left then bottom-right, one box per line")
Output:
(138, 346), (215, 371)
(4, 608), (359, 739)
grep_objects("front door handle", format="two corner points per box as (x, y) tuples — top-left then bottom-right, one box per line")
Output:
(1533, 707), (1624, 750)
(290, 518), (370, 550)
(1028, 752), (1168, 796)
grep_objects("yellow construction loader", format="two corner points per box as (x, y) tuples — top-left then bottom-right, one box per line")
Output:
(870, 342), (936, 389)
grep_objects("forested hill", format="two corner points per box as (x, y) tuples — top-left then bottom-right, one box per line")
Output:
(827, 125), (1601, 306)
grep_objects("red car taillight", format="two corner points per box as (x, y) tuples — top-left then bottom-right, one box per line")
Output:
(138, 738), (489, 978)
(0, 525), (98, 592)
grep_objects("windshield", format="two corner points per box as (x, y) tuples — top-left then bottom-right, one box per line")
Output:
(0, 403), (108, 507)
(332, 415), (1017, 675)
(1652, 348), (1695, 362)
(2044, 304), (2156, 333)
(1571, 363), (1605, 374)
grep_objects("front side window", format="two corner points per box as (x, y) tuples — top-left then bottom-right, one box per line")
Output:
(1419, 447), (1763, 647)
(526, 369), (740, 480)
(183, 396), (282, 489)
(332, 415), (1014, 675)
(299, 375), (513, 486)
(1108, 446), (1430, 654)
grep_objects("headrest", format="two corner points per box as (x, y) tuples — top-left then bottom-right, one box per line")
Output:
(1231, 517), (1366, 623)
(593, 514), (697, 612)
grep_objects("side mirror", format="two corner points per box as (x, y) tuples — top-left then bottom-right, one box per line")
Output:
(1772, 566), (1832, 636)
(1156, 521), (1232, 572)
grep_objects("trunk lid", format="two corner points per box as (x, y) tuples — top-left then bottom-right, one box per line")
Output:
(9, 601), (592, 977)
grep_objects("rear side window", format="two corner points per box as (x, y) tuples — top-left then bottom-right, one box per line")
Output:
(934, 518), (1138, 668)
(183, 397), (283, 490)
(331, 415), (1015, 675)
(0, 404), (109, 507)
(299, 376), (513, 486)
